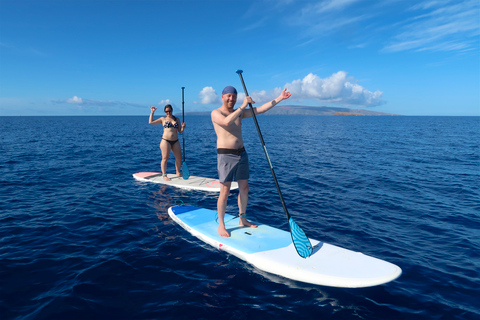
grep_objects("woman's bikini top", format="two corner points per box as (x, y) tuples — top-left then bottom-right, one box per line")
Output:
(163, 120), (179, 129)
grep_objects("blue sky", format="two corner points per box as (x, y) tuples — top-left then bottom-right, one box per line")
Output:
(1, 0), (479, 116)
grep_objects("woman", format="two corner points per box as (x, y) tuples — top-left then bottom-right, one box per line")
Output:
(149, 104), (186, 181)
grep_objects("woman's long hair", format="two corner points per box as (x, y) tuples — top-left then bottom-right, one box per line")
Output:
(164, 104), (177, 121)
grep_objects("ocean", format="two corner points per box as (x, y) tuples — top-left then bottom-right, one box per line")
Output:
(1, 115), (479, 320)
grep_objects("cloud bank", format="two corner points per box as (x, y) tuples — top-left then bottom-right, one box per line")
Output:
(275, 0), (479, 54)
(197, 72), (384, 108)
(383, 0), (480, 53)
(284, 72), (384, 107)
(55, 96), (144, 108)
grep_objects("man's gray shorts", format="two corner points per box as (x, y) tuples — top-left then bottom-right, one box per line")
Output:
(217, 148), (249, 183)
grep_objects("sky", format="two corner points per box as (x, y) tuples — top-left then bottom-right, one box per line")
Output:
(0, 0), (479, 116)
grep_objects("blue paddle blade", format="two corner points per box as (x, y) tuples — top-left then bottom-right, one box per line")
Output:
(182, 161), (190, 180)
(289, 217), (313, 258)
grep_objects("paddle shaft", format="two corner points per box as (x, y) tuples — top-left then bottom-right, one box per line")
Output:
(236, 71), (291, 220)
(182, 87), (185, 161)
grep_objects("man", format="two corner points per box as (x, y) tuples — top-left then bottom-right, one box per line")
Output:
(211, 85), (292, 237)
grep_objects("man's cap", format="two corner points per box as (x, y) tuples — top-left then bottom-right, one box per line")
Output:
(222, 86), (237, 95)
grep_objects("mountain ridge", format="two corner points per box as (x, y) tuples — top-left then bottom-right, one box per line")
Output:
(187, 105), (400, 116)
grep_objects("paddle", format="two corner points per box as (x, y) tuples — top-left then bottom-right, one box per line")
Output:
(236, 70), (313, 259)
(181, 87), (190, 179)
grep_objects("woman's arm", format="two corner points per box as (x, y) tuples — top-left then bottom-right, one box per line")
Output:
(149, 106), (163, 125)
(178, 119), (186, 133)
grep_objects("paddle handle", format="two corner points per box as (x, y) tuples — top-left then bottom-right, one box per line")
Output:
(182, 87), (185, 161)
(236, 70), (291, 220)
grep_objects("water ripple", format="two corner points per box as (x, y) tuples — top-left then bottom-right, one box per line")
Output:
(1, 116), (479, 319)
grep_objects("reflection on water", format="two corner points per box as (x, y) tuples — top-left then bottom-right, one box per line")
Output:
(152, 184), (174, 223)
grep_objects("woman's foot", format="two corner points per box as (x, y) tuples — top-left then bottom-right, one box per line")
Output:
(163, 174), (171, 181)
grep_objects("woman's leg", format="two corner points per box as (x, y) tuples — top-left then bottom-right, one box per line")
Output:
(160, 140), (172, 181)
(171, 141), (183, 176)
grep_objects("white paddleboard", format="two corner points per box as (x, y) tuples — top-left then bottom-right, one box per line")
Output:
(133, 172), (238, 192)
(168, 205), (402, 288)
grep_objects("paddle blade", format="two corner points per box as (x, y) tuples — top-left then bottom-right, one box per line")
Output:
(182, 161), (190, 180)
(289, 218), (313, 258)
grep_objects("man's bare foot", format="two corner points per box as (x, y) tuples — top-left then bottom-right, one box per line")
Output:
(239, 216), (257, 228)
(163, 175), (171, 181)
(218, 225), (230, 237)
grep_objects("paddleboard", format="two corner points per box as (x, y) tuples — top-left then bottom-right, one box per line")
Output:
(168, 205), (402, 288)
(133, 172), (238, 192)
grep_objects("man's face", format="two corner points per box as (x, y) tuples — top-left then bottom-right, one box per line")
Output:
(222, 93), (237, 108)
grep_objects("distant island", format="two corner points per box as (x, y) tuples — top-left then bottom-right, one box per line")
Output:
(334, 112), (365, 116)
(262, 105), (400, 116)
(187, 105), (400, 116)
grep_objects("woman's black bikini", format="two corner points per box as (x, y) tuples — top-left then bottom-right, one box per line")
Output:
(163, 138), (179, 146)
(163, 118), (179, 146)
(163, 120), (179, 129)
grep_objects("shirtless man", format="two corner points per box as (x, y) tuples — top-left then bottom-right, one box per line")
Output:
(211, 85), (292, 237)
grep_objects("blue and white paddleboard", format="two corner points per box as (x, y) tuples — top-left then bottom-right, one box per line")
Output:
(133, 172), (238, 192)
(168, 205), (402, 288)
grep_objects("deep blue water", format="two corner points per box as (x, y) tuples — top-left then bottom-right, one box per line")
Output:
(1, 115), (479, 320)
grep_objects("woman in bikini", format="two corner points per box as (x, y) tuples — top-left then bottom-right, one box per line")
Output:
(149, 104), (186, 181)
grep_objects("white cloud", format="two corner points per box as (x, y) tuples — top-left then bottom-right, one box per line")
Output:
(198, 86), (219, 104)
(66, 96), (83, 104)
(244, 72), (383, 107)
(287, 0), (371, 38)
(383, 0), (480, 53)
(196, 72), (383, 108)
(250, 90), (271, 103)
(271, 0), (479, 54)
(55, 96), (143, 108)
(238, 17), (268, 33)
(308, 0), (361, 14)
(159, 99), (172, 105)
(284, 72), (384, 107)
(197, 74), (382, 108)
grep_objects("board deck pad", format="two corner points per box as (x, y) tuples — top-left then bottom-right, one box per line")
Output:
(168, 205), (402, 288)
(133, 172), (238, 192)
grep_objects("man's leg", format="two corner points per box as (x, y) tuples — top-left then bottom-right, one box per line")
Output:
(217, 182), (231, 237)
(237, 179), (257, 228)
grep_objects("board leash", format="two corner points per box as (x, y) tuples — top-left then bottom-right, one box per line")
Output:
(214, 212), (240, 225)
(174, 199), (194, 207)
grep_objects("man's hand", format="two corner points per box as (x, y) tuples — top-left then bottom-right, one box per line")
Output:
(241, 96), (255, 110)
(279, 88), (292, 100)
